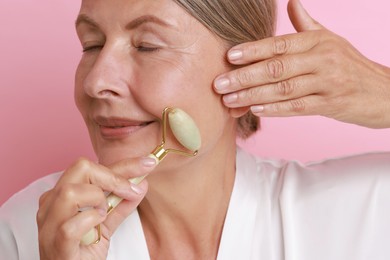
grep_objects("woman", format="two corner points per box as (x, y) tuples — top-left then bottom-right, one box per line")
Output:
(1, 0), (390, 259)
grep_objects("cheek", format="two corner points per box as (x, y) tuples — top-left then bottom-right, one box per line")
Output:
(130, 56), (230, 150)
(131, 52), (222, 109)
(131, 58), (221, 116)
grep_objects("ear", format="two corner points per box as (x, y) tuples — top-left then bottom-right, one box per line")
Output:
(287, 0), (325, 32)
(229, 107), (250, 118)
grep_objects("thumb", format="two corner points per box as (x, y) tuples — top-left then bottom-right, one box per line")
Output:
(287, 0), (325, 32)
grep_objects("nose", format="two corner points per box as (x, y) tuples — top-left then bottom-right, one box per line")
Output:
(82, 46), (130, 99)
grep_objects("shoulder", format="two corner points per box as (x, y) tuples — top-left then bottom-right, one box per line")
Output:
(300, 151), (390, 175)
(1, 172), (62, 218)
(270, 151), (390, 213)
(237, 148), (390, 192)
(236, 147), (390, 219)
(280, 151), (390, 196)
(0, 172), (62, 260)
(237, 149), (390, 258)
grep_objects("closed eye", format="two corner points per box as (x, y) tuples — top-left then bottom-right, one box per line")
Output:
(82, 45), (103, 53)
(136, 45), (160, 53)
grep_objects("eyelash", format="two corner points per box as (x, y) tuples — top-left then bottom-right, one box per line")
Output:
(136, 46), (160, 53)
(82, 45), (102, 53)
(81, 45), (160, 53)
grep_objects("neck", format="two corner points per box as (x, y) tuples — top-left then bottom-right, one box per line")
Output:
(138, 124), (237, 259)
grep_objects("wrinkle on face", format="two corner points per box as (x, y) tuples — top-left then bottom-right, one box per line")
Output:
(75, 0), (232, 165)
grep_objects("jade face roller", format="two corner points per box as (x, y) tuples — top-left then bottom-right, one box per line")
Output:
(81, 107), (201, 245)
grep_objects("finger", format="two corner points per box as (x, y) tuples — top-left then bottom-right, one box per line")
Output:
(100, 180), (148, 239)
(38, 156), (154, 229)
(53, 209), (108, 255)
(46, 163), (151, 226)
(215, 52), (316, 94)
(227, 31), (321, 65)
(45, 180), (147, 246)
(84, 157), (154, 243)
(287, 0), (325, 32)
(38, 195), (107, 257)
(222, 75), (318, 108)
(250, 95), (325, 117)
(109, 156), (158, 180)
(77, 181), (148, 246)
(42, 184), (108, 227)
(58, 157), (156, 200)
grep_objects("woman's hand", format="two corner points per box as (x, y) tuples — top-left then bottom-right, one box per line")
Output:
(214, 0), (390, 128)
(37, 156), (156, 260)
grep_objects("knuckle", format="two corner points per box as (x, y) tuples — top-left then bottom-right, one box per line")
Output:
(275, 80), (295, 97)
(269, 103), (281, 113)
(111, 175), (125, 188)
(289, 99), (306, 112)
(57, 183), (77, 201)
(56, 222), (75, 243)
(236, 69), (256, 86)
(36, 208), (45, 225)
(74, 157), (92, 171)
(273, 37), (290, 55)
(38, 191), (50, 207)
(37, 191), (50, 224)
(105, 169), (127, 189)
(247, 43), (263, 58)
(266, 59), (285, 81)
(241, 87), (261, 104)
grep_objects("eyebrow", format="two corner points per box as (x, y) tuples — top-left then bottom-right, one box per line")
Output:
(75, 14), (175, 31)
(125, 15), (175, 30)
(75, 14), (99, 29)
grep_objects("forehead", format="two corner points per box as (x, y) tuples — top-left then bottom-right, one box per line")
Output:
(78, 0), (189, 28)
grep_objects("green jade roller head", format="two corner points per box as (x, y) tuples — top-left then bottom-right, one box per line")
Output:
(149, 107), (201, 163)
(81, 107), (201, 245)
(131, 107), (201, 184)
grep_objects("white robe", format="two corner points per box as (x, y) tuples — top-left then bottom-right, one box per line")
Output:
(1, 148), (390, 260)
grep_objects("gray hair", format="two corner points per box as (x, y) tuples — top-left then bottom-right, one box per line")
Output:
(173, 0), (277, 138)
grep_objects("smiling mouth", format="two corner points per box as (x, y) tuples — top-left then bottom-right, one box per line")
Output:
(104, 121), (151, 128)
(96, 118), (154, 139)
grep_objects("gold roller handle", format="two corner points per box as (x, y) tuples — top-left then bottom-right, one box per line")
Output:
(80, 175), (147, 245)
(80, 107), (201, 246)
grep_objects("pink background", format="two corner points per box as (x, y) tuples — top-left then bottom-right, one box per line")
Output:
(1, 0), (390, 205)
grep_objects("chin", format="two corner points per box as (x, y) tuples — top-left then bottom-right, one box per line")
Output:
(95, 138), (161, 166)
(90, 122), (161, 165)
(97, 149), (142, 166)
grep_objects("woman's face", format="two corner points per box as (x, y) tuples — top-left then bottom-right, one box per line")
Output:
(75, 0), (233, 166)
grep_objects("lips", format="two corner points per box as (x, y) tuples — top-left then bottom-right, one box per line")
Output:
(94, 116), (154, 139)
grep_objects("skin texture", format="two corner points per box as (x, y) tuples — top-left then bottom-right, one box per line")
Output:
(215, 0), (390, 128)
(37, 0), (390, 259)
(38, 0), (237, 259)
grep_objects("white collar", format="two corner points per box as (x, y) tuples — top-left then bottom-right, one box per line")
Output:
(108, 148), (273, 260)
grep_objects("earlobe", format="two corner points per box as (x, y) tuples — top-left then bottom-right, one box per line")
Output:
(229, 107), (250, 118)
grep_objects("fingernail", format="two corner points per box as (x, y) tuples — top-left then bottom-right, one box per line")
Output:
(251, 105), (264, 114)
(130, 183), (143, 195)
(141, 156), (157, 167)
(223, 93), (238, 104)
(228, 49), (243, 61)
(97, 207), (107, 217)
(214, 77), (230, 92)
